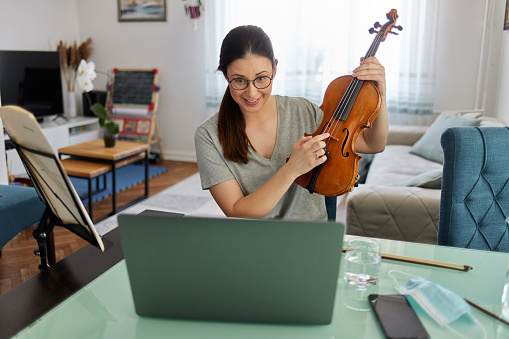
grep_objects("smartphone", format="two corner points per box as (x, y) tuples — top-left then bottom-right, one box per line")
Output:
(368, 294), (430, 339)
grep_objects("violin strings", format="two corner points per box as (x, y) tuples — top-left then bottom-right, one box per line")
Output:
(322, 80), (360, 149)
(321, 32), (383, 149)
(322, 78), (360, 148)
(329, 31), (381, 124)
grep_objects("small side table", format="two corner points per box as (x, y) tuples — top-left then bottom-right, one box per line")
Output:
(59, 139), (149, 222)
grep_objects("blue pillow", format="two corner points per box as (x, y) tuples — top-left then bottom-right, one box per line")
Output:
(391, 169), (442, 189)
(410, 115), (480, 164)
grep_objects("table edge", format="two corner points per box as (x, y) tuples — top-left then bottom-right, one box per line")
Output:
(0, 228), (123, 338)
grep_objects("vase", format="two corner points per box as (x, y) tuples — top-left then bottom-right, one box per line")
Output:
(103, 129), (118, 147)
(67, 92), (77, 119)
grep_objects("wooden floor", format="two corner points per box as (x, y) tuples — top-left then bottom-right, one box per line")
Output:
(0, 160), (198, 296)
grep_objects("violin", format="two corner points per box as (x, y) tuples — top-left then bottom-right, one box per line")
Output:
(295, 9), (402, 196)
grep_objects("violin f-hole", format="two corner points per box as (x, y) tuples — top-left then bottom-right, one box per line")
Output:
(341, 128), (350, 157)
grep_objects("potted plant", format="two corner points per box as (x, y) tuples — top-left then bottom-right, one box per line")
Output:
(77, 60), (120, 147)
(90, 102), (120, 147)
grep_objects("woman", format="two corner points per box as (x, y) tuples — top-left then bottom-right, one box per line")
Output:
(195, 25), (388, 221)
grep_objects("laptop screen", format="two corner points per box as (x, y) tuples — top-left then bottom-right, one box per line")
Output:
(118, 213), (344, 325)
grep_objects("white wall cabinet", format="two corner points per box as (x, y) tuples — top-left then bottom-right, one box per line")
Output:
(4, 117), (100, 176)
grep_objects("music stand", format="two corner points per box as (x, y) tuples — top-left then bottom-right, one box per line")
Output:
(0, 106), (109, 270)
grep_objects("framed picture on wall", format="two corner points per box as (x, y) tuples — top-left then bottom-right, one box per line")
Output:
(505, 0), (509, 30)
(118, 0), (167, 22)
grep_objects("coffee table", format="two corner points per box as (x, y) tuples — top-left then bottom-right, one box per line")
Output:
(58, 139), (149, 222)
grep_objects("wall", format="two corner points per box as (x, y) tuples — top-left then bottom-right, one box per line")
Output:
(495, 31), (509, 124)
(434, 0), (493, 112)
(1, 0), (509, 161)
(0, 1), (80, 50)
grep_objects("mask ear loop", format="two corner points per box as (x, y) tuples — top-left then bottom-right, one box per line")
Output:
(388, 269), (417, 288)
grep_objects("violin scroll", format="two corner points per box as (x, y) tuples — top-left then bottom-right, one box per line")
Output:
(368, 9), (403, 41)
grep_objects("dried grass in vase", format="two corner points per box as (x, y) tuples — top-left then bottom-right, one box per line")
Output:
(57, 38), (93, 92)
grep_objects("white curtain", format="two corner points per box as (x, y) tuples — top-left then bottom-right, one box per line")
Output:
(204, 0), (438, 125)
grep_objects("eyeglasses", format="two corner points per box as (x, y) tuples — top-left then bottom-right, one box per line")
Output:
(227, 74), (274, 90)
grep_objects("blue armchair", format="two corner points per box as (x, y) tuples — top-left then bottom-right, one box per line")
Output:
(439, 127), (509, 252)
(0, 184), (46, 252)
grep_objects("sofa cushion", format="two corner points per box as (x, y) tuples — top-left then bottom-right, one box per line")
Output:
(365, 145), (442, 186)
(479, 116), (507, 127)
(390, 168), (442, 189)
(409, 114), (480, 164)
(346, 185), (440, 244)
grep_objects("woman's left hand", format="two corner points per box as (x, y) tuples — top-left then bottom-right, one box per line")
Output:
(352, 56), (386, 99)
(352, 56), (389, 154)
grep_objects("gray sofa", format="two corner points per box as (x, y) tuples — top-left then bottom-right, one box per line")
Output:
(345, 111), (506, 244)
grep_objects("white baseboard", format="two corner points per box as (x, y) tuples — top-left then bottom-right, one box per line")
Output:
(162, 150), (197, 162)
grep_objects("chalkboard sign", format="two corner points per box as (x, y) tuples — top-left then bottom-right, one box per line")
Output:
(110, 69), (158, 106)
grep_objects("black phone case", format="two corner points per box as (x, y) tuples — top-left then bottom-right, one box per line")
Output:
(368, 294), (430, 339)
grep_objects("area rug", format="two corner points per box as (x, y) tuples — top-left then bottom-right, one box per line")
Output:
(91, 171), (346, 236)
(93, 172), (225, 235)
(69, 164), (168, 206)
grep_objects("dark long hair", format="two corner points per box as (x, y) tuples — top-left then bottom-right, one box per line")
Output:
(217, 25), (275, 164)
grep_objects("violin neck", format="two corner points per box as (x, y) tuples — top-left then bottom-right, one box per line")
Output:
(333, 33), (383, 121)
(364, 32), (384, 59)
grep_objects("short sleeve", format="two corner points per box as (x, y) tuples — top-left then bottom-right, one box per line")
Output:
(194, 117), (235, 190)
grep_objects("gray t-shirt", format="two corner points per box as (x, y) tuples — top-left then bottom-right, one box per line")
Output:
(194, 95), (327, 222)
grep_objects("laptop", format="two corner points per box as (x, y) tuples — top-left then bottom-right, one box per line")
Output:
(118, 212), (344, 325)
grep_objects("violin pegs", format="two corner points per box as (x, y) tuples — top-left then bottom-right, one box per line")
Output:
(369, 27), (377, 34)
(395, 25), (403, 31)
(374, 21), (381, 28)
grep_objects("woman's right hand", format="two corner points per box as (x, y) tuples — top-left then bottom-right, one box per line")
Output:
(209, 132), (330, 219)
(285, 133), (330, 179)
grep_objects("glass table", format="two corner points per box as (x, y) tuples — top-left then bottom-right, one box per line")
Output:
(3, 230), (509, 338)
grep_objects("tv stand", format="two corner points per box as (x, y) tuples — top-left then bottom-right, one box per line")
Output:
(4, 117), (101, 176)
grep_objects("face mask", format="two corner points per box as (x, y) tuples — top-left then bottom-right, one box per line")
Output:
(389, 270), (473, 327)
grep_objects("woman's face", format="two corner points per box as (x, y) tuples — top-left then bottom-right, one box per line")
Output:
(226, 54), (276, 115)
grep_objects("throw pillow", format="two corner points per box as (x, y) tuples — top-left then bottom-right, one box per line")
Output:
(409, 114), (480, 164)
(391, 168), (442, 189)
(439, 110), (483, 119)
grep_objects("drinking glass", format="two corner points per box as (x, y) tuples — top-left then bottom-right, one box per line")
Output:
(344, 237), (381, 289)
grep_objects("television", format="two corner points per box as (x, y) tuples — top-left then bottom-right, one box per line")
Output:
(0, 50), (64, 121)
